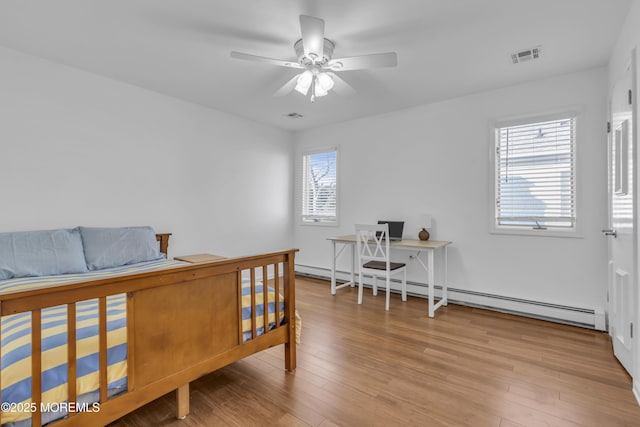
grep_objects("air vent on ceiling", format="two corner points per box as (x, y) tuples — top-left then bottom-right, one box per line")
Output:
(511, 46), (542, 64)
(285, 112), (304, 119)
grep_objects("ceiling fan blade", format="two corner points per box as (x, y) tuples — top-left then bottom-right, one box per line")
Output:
(328, 52), (397, 71)
(230, 51), (303, 68)
(326, 72), (355, 96)
(273, 74), (301, 97)
(299, 15), (325, 60)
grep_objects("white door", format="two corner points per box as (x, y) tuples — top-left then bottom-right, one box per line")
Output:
(606, 53), (636, 375)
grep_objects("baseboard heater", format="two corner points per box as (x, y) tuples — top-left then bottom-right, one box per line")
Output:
(296, 264), (605, 331)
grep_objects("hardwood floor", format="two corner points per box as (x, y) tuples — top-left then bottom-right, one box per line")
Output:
(110, 277), (640, 427)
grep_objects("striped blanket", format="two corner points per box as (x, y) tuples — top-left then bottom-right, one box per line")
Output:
(1, 260), (284, 426)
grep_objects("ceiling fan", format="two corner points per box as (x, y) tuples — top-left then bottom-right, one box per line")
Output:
(230, 15), (397, 102)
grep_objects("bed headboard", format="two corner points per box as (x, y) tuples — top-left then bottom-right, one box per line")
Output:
(155, 233), (172, 256)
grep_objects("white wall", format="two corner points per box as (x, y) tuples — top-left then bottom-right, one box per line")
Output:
(294, 67), (608, 322)
(0, 46), (294, 258)
(608, 0), (640, 405)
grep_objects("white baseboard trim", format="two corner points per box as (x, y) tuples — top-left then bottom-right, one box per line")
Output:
(296, 264), (603, 330)
(634, 380), (640, 407)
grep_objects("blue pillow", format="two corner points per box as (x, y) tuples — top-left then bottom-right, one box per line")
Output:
(0, 228), (88, 280)
(79, 226), (164, 271)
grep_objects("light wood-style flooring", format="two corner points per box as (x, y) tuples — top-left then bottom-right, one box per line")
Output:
(111, 277), (640, 426)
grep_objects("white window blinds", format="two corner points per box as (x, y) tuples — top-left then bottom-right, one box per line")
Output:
(302, 149), (337, 223)
(495, 117), (576, 229)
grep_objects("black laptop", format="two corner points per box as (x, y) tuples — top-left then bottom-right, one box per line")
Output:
(377, 220), (404, 241)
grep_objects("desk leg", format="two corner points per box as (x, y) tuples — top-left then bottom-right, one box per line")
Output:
(350, 243), (356, 287)
(443, 246), (448, 306)
(331, 240), (337, 295)
(428, 249), (435, 318)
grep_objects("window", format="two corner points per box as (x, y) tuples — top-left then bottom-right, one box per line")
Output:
(493, 115), (576, 233)
(301, 148), (337, 224)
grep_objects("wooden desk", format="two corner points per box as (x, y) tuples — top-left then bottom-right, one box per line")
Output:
(174, 253), (227, 263)
(327, 235), (451, 317)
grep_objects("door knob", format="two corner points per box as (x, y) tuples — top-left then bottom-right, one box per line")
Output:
(602, 229), (617, 238)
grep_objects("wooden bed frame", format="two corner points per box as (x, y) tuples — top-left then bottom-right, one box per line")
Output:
(0, 234), (298, 426)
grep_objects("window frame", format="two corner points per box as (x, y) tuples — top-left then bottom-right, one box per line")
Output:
(300, 146), (339, 227)
(489, 110), (582, 238)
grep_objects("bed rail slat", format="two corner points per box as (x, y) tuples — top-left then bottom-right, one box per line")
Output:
(32, 309), (42, 427)
(99, 297), (108, 403)
(236, 271), (243, 344)
(274, 263), (280, 329)
(284, 256), (296, 371)
(262, 266), (269, 336)
(250, 268), (257, 340)
(67, 303), (77, 415)
(126, 292), (135, 392)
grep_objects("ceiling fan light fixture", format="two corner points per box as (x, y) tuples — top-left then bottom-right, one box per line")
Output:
(294, 70), (313, 95)
(294, 84), (310, 96)
(316, 72), (334, 92)
(313, 84), (328, 98)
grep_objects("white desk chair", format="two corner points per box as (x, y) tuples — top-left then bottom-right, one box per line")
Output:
(355, 224), (407, 311)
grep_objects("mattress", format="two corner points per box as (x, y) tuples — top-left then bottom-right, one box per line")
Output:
(1, 259), (285, 426)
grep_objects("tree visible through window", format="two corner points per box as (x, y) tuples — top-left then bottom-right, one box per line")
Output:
(302, 149), (337, 223)
(494, 116), (576, 231)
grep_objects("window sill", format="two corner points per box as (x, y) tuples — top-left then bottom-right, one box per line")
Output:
(490, 227), (582, 239)
(300, 220), (339, 227)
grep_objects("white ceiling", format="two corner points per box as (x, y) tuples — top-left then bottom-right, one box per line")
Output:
(0, 0), (632, 131)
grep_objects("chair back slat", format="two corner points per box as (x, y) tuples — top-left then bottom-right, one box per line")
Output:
(355, 224), (390, 263)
